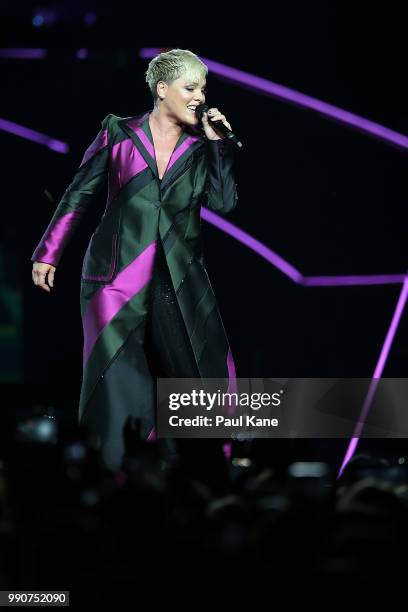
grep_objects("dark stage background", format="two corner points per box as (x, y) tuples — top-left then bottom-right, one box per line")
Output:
(1, 2), (407, 462)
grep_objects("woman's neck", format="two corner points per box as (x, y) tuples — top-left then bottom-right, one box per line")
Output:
(149, 107), (183, 140)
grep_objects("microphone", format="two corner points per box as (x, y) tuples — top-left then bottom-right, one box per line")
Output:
(195, 104), (243, 149)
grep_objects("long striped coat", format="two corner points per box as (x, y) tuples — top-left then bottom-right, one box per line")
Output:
(31, 110), (238, 467)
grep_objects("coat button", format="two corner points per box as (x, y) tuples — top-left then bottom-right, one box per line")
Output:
(152, 200), (161, 208)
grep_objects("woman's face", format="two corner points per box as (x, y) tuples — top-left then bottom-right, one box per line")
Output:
(159, 72), (207, 126)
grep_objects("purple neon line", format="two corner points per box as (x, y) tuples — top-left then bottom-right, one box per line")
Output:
(201, 208), (303, 283)
(140, 49), (408, 149)
(0, 118), (69, 153)
(139, 48), (165, 59)
(304, 274), (406, 287)
(201, 208), (405, 287)
(337, 275), (408, 478)
(0, 48), (47, 59)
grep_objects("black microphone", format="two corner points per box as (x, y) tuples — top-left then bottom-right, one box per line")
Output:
(195, 104), (243, 149)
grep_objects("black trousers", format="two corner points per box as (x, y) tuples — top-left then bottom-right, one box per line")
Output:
(143, 240), (229, 493)
(144, 238), (200, 379)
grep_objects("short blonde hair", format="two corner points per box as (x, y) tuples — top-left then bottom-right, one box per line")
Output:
(145, 48), (208, 102)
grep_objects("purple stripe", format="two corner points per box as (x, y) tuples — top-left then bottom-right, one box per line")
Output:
(31, 210), (79, 266)
(225, 347), (238, 415)
(126, 115), (155, 158)
(372, 279), (408, 378)
(134, 125), (155, 158)
(108, 138), (148, 205)
(82, 241), (157, 367)
(167, 135), (200, 171)
(80, 128), (108, 167)
(227, 347), (237, 387)
(338, 437), (359, 477)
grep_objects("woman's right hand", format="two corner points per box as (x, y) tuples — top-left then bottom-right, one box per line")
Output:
(32, 261), (56, 292)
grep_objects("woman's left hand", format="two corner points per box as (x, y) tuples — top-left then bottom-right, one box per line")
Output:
(201, 108), (232, 141)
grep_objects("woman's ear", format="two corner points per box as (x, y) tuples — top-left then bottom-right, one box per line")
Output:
(157, 80), (167, 101)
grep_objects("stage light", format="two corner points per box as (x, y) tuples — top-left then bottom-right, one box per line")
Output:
(16, 415), (58, 444)
(32, 8), (57, 28)
(32, 15), (44, 26)
(84, 12), (97, 26)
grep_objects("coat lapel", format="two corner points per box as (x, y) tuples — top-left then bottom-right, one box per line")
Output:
(119, 112), (158, 179)
(119, 111), (205, 192)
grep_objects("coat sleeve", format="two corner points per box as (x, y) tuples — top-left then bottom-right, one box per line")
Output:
(203, 137), (238, 214)
(30, 113), (112, 267)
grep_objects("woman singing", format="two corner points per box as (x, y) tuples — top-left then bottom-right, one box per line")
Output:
(31, 48), (238, 477)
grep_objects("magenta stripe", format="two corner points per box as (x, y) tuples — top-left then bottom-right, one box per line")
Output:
(372, 278), (408, 378)
(126, 115), (155, 158)
(80, 128), (108, 167)
(82, 241), (157, 367)
(338, 437), (359, 476)
(134, 126), (155, 157)
(167, 135), (200, 171)
(108, 138), (148, 204)
(31, 210), (79, 266)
